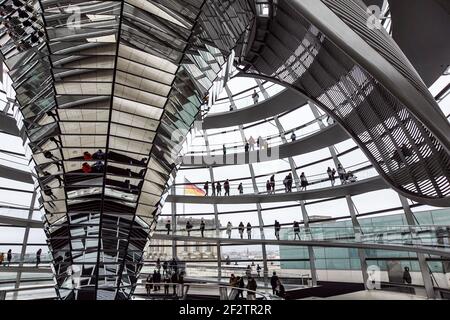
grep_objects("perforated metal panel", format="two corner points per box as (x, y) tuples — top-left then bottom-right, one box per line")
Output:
(242, 0), (450, 206)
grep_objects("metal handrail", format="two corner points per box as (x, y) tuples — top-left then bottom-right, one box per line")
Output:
(138, 281), (274, 300)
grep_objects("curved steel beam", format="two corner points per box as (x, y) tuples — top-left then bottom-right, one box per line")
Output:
(167, 176), (388, 204)
(242, 0), (450, 206)
(202, 88), (307, 129)
(181, 123), (349, 167)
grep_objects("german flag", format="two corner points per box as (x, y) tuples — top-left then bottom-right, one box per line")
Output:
(184, 178), (205, 196)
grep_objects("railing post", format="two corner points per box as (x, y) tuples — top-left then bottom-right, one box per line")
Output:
(399, 195), (436, 299)
(171, 184), (177, 259)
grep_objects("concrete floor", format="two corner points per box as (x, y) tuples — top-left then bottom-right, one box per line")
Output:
(302, 290), (428, 300)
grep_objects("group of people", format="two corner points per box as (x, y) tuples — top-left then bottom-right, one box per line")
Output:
(230, 222), (252, 239)
(166, 218), (209, 238)
(145, 258), (185, 297)
(270, 272), (286, 297)
(81, 149), (106, 174)
(243, 135), (269, 153)
(275, 220), (308, 241)
(224, 220), (303, 241)
(145, 270), (184, 296)
(201, 170), (312, 198)
(184, 218), (207, 237)
(327, 163), (357, 186)
(228, 270), (285, 300)
(0, 249), (42, 267)
(0, 249), (13, 266)
(203, 179), (235, 196)
(265, 172), (309, 194)
(229, 274), (258, 300)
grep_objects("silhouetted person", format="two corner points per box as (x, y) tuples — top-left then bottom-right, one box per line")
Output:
(266, 180), (271, 194)
(216, 181), (222, 196)
(224, 179), (230, 196)
(245, 142), (249, 153)
(252, 89), (259, 104)
(153, 270), (161, 291)
(146, 274), (153, 296)
(274, 220), (281, 240)
(286, 173), (293, 192)
(156, 258), (161, 271)
(211, 182), (216, 196)
(83, 151), (92, 160)
(403, 266), (412, 284)
(247, 277), (257, 300)
(327, 167), (336, 186)
(246, 222), (252, 239)
(164, 273), (170, 295)
(256, 264), (262, 278)
(270, 174), (275, 193)
(171, 272), (178, 295)
(248, 136), (255, 150)
(238, 182), (243, 195)
(200, 218), (206, 237)
(226, 222), (232, 239)
(229, 274), (237, 287)
(237, 276), (245, 299)
(337, 164), (346, 184)
(291, 132), (296, 142)
(348, 171), (357, 183)
(43, 185), (57, 200)
(36, 248), (42, 267)
(7, 249), (12, 266)
(300, 172), (308, 191)
(276, 279), (285, 298)
(204, 181), (209, 196)
(93, 149), (105, 160)
(170, 258), (178, 274)
(246, 265), (252, 278)
(92, 160), (104, 172)
(293, 221), (300, 240)
(82, 162), (92, 173)
(238, 222), (245, 239)
(43, 150), (58, 162)
(166, 220), (171, 235)
(162, 260), (168, 275)
(270, 272), (279, 295)
(223, 144), (226, 155)
(186, 220), (193, 236)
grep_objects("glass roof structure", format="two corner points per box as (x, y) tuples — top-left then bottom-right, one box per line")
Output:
(0, 0), (449, 301)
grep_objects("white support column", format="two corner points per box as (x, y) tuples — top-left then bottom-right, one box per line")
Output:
(14, 189), (37, 300)
(262, 80), (318, 286)
(399, 195), (436, 299)
(346, 196), (369, 286)
(203, 130), (222, 281)
(225, 84), (269, 286)
(171, 184), (177, 259)
(309, 101), (368, 287)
